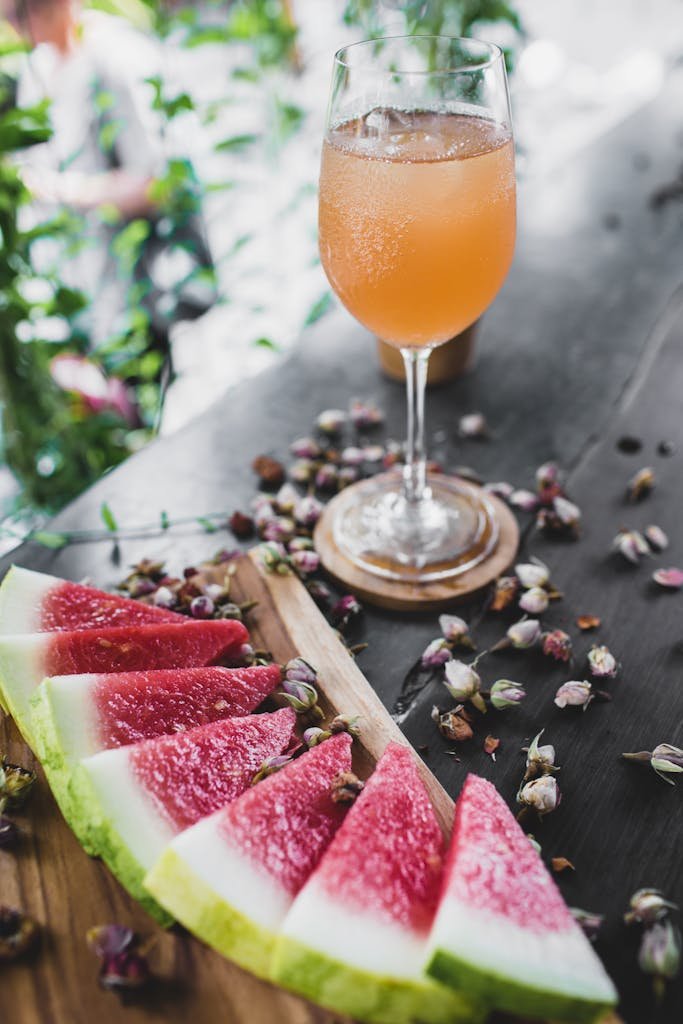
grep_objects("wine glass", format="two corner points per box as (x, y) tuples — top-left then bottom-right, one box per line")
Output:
(318, 35), (516, 582)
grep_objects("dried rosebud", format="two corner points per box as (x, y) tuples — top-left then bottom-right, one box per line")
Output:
(229, 511), (254, 539)
(515, 559), (550, 589)
(189, 595), (215, 619)
(431, 704), (473, 743)
(490, 575), (519, 611)
(303, 727), (331, 748)
(290, 436), (322, 459)
(331, 771), (364, 803)
(484, 481), (514, 500)
(152, 585), (176, 609)
(443, 660), (486, 713)
(645, 524), (668, 551)
(294, 495), (324, 528)
(126, 576), (157, 598)
(571, 908), (604, 942)
(338, 466), (360, 488)
(260, 515), (296, 544)
(315, 463), (339, 492)
(542, 629), (572, 662)
(535, 461), (561, 491)
(438, 614), (473, 648)
(99, 951), (149, 991)
(362, 445), (385, 462)
(129, 557), (165, 579)
(489, 680), (526, 710)
(306, 579), (332, 606)
(638, 920), (681, 999)
(506, 618), (542, 649)
(252, 454), (285, 487)
(613, 528), (650, 564)
(458, 412), (488, 439)
(289, 458), (317, 484)
(237, 642), (255, 665)
(349, 399), (383, 429)
(217, 602), (242, 621)
(281, 678), (321, 717)
(652, 567), (683, 590)
(340, 446), (365, 467)
(87, 924), (134, 958)
(274, 482), (300, 514)
(523, 730), (557, 780)
(625, 889), (678, 926)
(251, 754), (292, 785)
(538, 495), (582, 536)
(317, 409), (347, 434)
(331, 594), (362, 627)
(290, 549), (320, 576)
(284, 657), (317, 687)
(627, 466), (655, 502)
(0, 907), (39, 961)
(289, 536), (314, 553)
(554, 680), (594, 711)
(329, 714), (361, 737)
(258, 541), (291, 575)
(518, 775), (561, 817)
(0, 816), (20, 848)
(421, 638), (452, 669)
(587, 644), (618, 678)
(519, 586), (549, 615)
(510, 488), (539, 512)
(0, 760), (36, 813)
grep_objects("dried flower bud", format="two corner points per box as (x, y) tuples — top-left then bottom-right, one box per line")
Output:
(127, 576), (158, 598)
(306, 579), (332, 606)
(258, 541), (291, 575)
(645, 524), (668, 551)
(627, 466), (655, 502)
(217, 602), (242, 621)
(285, 657), (317, 687)
(338, 466), (360, 488)
(303, 727), (332, 748)
(0, 760), (36, 813)
(340, 446), (365, 466)
(538, 495), (582, 536)
(490, 575), (519, 611)
(152, 585), (176, 609)
(518, 775), (561, 817)
(0, 816), (20, 848)
(0, 907), (40, 961)
(314, 463), (339, 492)
(510, 488), (539, 512)
(294, 496), (324, 528)
(273, 483), (299, 514)
(438, 614), (472, 647)
(87, 924), (135, 958)
(484, 481), (514, 500)
(229, 510), (254, 539)
(290, 436), (322, 459)
(362, 445), (384, 462)
(542, 629), (572, 662)
(443, 660), (485, 713)
(188, 595), (214, 620)
(650, 743), (683, 783)
(281, 678), (322, 716)
(421, 638), (452, 669)
(638, 920), (681, 999)
(554, 680), (594, 711)
(523, 730), (558, 780)
(613, 528), (650, 564)
(99, 951), (149, 991)
(571, 908), (604, 942)
(289, 458), (317, 484)
(331, 594), (362, 627)
(625, 888), (678, 926)
(506, 618), (542, 649)
(317, 409), (347, 434)
(290, 549), (320, 576)
(261, 515), (296, 544)
(349, 399), (383, 429)
(489, 680), (526, 710)
(252, 754), (292, 785)
(252, 454), (285, 487)
(329, 714), (361, 738)
(515, 559), (550, 589)
(519, 586), (549, 614)
(535, 461), (561, 491)
(587, 644), (618, 678)
(458, 412), (488, 438)
(331, 771), (364, 803)
(652, 567), (683, 590)
(431, 705), (473, 743)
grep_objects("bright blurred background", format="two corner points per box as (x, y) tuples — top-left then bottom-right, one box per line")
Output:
(0, 0), (681, 547)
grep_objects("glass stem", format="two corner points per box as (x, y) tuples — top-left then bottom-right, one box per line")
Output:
(400, 346), (431, 504)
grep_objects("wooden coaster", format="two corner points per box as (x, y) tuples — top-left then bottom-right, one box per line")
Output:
(314, 484), (519, 611)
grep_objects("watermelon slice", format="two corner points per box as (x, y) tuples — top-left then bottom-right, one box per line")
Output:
(0, 565), (182, 633)
(145, 733), (353, 979)
(425, 773), (618, 1022)
(30, 664), (281, 853)
(0, 618), (248, 748)
(271, 742), (481, 1024)
(77, 708), (296, 921)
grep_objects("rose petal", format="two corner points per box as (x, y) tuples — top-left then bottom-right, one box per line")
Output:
(576, 614), (601, 630)
(484, 735), (500, 760)
(652, 567), (683, 590)
(551, 857), (575, 873)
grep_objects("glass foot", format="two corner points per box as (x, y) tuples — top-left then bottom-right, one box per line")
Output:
(332, 471), (499, 583)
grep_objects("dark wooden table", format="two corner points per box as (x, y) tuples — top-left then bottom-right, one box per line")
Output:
(4, 65), (683, 1024)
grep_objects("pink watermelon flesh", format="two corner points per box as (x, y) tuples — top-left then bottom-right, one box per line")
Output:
(40, 578), (183, 630)
(130, 708), (297, 831)
(43, 619), (248, 676)
(218, 732), (353, 895)
(314, 741), (445, 934)
(91, 664), (282, 748)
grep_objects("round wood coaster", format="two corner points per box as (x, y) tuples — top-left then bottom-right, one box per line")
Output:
(314, 483), (519, 611)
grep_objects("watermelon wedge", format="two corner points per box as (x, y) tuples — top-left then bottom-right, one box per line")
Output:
(271, 742), (481, 1024)
(0, 565), (182, 633)
(425, 774), (618, 1022)
(145, 733), (353, 978)
(30, 664), (281, 853)
(0, 618), (248, 747)
(77, 708), (296, 920)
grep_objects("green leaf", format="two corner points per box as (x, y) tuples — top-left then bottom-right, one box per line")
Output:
(31, 530), (68, 549)
(160, 509), (170, 530)
(100, 501), (118, 533)
(197, 516), (218, 533)
(304, 291), (333, 326)
(252, 336), (280, 352)
(214, 133), (259, 153)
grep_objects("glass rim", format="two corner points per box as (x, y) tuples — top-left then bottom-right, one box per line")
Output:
(333, 34), (504, 76)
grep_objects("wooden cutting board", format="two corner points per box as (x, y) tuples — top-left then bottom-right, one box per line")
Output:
(0, 552), (621, 1024)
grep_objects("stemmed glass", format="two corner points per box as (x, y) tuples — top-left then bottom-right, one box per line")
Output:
(319, 35), (516, 582)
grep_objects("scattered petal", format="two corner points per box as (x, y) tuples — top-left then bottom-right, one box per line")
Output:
(645, 525), (669, 551)
(653, 567), (683, 590)
(613, 527), (650, 564)
(484, 735), (500, 760)
(551, 857), (575, 873)
(577, 614), (601, 631)
(490, 575), (519, 611)
(510, 488), (539, 512)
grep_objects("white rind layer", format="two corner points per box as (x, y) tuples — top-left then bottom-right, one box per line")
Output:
(170, 813), (292, 930)
(0, 566), (56, 634)
(281, 881), (429, 981)
(80, 746), (176, 869)
(0, 633), (50, 739)
(426, 896), (618, 1004)
(39, 675), (101, 762)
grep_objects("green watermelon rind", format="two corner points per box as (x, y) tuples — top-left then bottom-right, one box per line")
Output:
(144, 847), (274, 976)
(271, 936), (483, 1024)
(426, 947), (614, 1024)
(0, 634), (48, 747)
